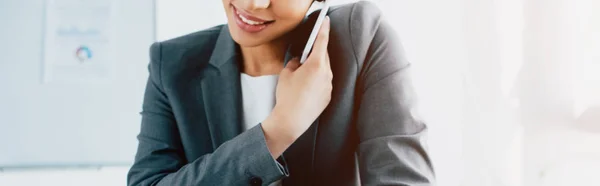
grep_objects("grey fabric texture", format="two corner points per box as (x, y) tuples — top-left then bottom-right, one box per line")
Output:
(127, 1), (435, 186)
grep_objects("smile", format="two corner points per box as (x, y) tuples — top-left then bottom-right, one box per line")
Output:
(237, 12), (266, 25)
(232, 5), (274, 33)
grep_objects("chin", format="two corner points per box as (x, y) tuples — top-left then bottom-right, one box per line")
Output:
(228, 27), (266, 47)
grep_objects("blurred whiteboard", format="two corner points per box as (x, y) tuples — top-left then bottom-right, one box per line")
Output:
(0, 0), (155, 168)
(43, 0), (114, 83)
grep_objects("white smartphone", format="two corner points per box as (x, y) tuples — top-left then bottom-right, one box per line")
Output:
(299, 2), (330, 64)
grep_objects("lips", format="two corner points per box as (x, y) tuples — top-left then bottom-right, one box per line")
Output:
(232, 5), (274, 33)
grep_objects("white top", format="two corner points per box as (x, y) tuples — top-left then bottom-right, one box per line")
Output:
(240, 73), (282, 186)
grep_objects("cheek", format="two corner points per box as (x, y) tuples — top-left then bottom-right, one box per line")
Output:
(272, 0), (312, 22)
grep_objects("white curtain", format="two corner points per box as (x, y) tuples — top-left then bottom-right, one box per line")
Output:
(376, 0), (600, 186)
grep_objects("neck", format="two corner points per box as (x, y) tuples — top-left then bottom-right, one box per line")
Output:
(240, 37), (288, 76)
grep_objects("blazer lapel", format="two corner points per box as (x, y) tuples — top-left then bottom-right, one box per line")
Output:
(200, 25), (243, 149)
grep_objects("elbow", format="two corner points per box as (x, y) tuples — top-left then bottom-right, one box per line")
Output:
(127, 168), (165, 186)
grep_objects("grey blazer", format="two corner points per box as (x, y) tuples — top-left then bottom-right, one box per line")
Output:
(127, 1), (435, 186)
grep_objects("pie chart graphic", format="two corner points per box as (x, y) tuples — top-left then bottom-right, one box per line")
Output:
(75, 46), (93, 62)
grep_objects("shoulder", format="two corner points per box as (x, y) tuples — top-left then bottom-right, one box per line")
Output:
(151, 24), (222, 58)
(327, 1), (409, 89)
(324, 1), (400, 69)
(331, 1), (386, 57)
(328, 1), (384, 38)
(329, 0), (383, 22)
(148, 25), (224, 79)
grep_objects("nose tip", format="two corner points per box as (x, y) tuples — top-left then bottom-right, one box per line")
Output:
(248, 0), (270, 10)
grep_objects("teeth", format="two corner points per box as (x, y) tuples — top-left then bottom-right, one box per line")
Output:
(237, 13), (265, 25)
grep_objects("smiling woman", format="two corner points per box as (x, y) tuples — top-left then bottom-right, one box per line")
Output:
(127, 0), (435, 185)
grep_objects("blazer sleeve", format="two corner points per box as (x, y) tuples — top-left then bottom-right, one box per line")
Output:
(350, 2), (436, 185)
(127, 42), (288, 186)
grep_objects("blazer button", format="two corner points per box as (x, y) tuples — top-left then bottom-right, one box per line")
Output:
(249, 177), (263, 186)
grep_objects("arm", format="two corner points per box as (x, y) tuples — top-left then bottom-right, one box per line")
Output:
(127, 43), (288, 186)
(351, 2), (436, 185)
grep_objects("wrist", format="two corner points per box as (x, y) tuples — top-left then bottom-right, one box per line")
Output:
(263, 109), (298, 143)
(262, 112), (297, 158)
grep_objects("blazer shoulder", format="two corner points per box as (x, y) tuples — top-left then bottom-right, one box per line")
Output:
(160, 25), (222, 49)
(326, 1), (388, 67)
(345, 1), (385, 58)
(328, 1), (384, 30)
(150, 25), (224, 76)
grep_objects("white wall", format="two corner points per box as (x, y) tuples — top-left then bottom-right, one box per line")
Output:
(155, 0), (225, 41)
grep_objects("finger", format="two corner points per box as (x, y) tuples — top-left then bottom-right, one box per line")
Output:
(309, 16), (330, 61)
(285, 57), (301, 71)
(325, 53), (333, 80)
(325, 52), (331, 69)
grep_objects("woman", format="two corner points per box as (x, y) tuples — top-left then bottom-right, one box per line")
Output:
(127, 0), (435, 185)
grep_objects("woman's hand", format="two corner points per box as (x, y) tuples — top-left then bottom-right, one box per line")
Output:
(262, 17), (332, 158)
